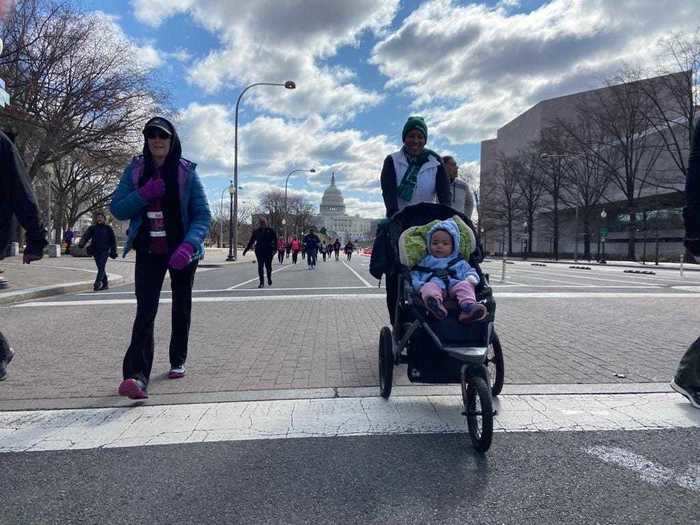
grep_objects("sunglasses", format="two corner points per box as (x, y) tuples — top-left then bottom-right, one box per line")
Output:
(144, 128), (171, 140)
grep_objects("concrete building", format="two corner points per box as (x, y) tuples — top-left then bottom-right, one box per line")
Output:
(480, 72), (689, 261)
(313, 173), (377, 242)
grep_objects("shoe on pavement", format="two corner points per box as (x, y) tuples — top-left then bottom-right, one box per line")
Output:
(0, 348), (16, 381)
(168, 366), (186, 379)
(118, 378), (148, 399)
(458, 303), (488, 324)
(258, 282), (264, 288)
(425, 297), (447, 320)
(670, 379), (700, 409)
(268, 278), (272, 286)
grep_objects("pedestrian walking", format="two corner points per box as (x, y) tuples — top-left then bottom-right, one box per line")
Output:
(672, 118), (700, 409)
(344, 240), (355, 261)
(291, 236), (301, 264)
(443, 155), (476, 218)
(285, 239), (292, 260)
(377, 116), (451, 324)
(276, 237), (286, 264)
(0, 129), (48, 381)
(63, 228), (74, 255)
(333, 238), (341, 261)
(303, 228), (321, 270)
(78, 212), (117, 291)
(243, 218), (277, 287)
(320, 241), (327, 262)
(110, 116), (211, 399)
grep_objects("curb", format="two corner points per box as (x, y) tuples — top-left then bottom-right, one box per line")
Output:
(0, 275), (126, 305)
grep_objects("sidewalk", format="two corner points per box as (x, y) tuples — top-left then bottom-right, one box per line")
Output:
(0, 247), (255, 305)
(488, 256), (700, 272)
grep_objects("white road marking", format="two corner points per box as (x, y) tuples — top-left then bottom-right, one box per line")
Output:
(342, 260), (373, 288)
(77, 286), (373, 296)
(14, 291), (700, 308)
(505, 265), (698, 286)
(507, 267), (659, 286)
(586, 446), (700, 492)
(226, 264), (292, 290)
(0, 392), (696, 453)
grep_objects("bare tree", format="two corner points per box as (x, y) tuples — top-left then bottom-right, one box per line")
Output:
(494, 153), (522, 255)
(639, 32), (699, 188)
(0, 0), (164, 181)
(514, 150), (545, 257)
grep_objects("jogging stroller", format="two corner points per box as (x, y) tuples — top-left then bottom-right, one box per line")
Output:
(370, 203), (504, 452)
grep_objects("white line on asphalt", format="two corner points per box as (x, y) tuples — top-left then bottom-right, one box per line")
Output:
(77, 286), (373, 296)
(507, 266), (689, 286)
(0, 392), (696, 453)
(342, 260), (373, 288)
(15, 291), (700, 308)
(226, 264), (292, 290)
(585, 446), (700, 492)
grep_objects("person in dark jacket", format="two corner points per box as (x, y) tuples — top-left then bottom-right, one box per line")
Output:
(332, 238), (341, 261)
(378, 116), (451, 325)
(303, 228), (321, 270)
(78, 212), (117, 291)
(0, 129), (48, 381)
(63, 229), (74, 255)
(110, 116), (212, 399)
(243, 218), (277, 287)
(672, 119), (700, 409)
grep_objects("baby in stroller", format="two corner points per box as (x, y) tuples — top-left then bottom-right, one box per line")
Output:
(411, 218), (487, 324)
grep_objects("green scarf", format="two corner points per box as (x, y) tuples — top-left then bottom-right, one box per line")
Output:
(397, 146), (437, 202)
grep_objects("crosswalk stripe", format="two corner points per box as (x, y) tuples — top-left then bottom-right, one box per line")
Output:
(0, 392), (696, 453)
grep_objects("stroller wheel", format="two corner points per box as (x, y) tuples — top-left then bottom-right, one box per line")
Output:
(487, 331), (505, 397)
(378, 326), (393, 399)
(461, 367), (493, 453)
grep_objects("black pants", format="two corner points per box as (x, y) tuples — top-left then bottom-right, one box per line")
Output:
(334, 250), (339, 261)
(277, 250), (285, 264)
(292, 252), (299, 264)
(123, 251), (198, 386)
(0, 331), (9, 361)
(385, 272), (399, 326)
(257, 250), (273, 284)
(307, 249), (317, 267)
(94, 253), (109, 290)
(322, 251), (326, 262)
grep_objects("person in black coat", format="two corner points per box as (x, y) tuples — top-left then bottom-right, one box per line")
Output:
(672, 119), (700, 409)
(303, 228), (321, 270)
(79, 212), (118, 291)
(243, 218), (277, 287)
(0, 129), (48, 381)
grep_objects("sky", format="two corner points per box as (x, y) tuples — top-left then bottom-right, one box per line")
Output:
(77, 0), (699, 219)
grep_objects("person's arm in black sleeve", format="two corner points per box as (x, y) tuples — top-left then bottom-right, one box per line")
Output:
(271, 229), (277, 251)
(380, 155), (398, 218)
(78, 226), (94, 248)
(1, 132), (47, 260)
(684, 121), (700, 254)
(243, 229), (257, 255)
(435, 163), (452, 207)
(109, 226), (117, 258)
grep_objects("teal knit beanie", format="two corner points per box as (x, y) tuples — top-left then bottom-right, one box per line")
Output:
(402, 116), (428, 142)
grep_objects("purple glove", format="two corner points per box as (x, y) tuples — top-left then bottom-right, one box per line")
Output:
(138, 177), (165, 201)
(168, 242), (194, 270)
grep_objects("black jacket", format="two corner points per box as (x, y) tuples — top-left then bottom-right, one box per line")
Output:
(380, 154), (451, 218)
(245, 226), (277, 254)
(684, 120), (700, 255)
(303, 233), (321, 252)
(80, 224), (117, 256)
(0, 130), (47, 258)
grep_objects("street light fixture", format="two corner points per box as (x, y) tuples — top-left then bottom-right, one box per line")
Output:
(229, 80), (296, 261)
(284, 168), (315, 242)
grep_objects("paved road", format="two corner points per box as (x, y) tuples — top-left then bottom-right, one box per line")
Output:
(1, 254), (699, 408)
(2, 252), (699, 524)
(1, 429), (697, 524)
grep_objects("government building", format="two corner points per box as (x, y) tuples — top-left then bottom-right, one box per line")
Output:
(313, 173), (377, 242)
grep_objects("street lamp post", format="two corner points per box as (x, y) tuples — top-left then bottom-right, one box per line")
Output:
(284, 168), (315, 243)
(229, 80), (296, 261)
(226, 181), (235, 255)
(523, 221), (528, 260)
(600, 209), (607, 264)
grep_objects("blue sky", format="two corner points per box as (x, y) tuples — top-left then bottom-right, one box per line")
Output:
(78, 0), (698, 218)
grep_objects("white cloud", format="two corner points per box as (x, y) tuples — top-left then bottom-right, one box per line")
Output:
(91, 12), (163, 70)
(371, 0), (700, 144)
(131, 0), (398, 119)
(174, 103), (396, 217)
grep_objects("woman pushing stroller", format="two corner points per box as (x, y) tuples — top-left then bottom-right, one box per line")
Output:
(411, 218), (486, 324)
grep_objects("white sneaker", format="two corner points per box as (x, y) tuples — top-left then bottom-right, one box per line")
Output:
(168, 366), (186, 379)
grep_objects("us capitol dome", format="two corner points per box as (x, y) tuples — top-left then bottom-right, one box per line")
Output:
(314, 173), (378, 242)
